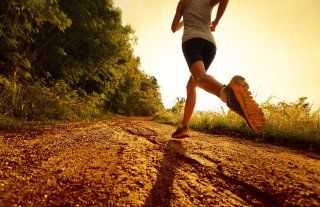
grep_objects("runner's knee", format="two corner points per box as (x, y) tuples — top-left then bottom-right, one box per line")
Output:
(186, 79), (196, 92)
(194, 74), (205, 84)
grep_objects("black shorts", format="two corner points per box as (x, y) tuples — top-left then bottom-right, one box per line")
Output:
(182, 38), (216, 71)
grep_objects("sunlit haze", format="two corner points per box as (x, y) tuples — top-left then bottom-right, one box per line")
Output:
(114, 0), (320, 111)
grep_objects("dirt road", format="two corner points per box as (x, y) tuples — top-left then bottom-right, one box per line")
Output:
(0, 117), (319, 206)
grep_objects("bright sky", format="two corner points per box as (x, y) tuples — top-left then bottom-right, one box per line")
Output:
(114, 0), (320, 111)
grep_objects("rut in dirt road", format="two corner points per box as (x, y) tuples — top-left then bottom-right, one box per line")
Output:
(0, 117), (319, 206)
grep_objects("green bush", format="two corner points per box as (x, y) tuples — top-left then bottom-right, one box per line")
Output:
(0, 76), (105, 129)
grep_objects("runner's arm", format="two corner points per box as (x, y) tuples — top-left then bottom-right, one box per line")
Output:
(209, 0), (220, 8)
(171, 1), (184, 33)
(211, 0), (229, 32)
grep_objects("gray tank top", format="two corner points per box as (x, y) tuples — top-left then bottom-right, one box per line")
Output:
(182, 0), (216, 45)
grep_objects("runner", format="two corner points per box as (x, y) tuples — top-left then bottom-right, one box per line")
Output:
(171, 0), (265, 138)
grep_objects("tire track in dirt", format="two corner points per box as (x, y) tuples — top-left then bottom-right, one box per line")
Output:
(0, 117), (319, 206)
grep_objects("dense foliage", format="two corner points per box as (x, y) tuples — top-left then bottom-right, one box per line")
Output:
(0, 0), (163, 127)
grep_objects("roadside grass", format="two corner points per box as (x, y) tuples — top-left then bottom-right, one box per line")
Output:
(154, 97), (320, 151)
(2, 75), (319, 151)
(0, 76), (109, 130)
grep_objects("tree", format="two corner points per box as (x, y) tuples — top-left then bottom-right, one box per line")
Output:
(1, 0), (164, 120)
(0, 0), (71, 79)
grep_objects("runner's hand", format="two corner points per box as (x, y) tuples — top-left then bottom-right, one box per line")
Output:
(210, 20), (218, 32)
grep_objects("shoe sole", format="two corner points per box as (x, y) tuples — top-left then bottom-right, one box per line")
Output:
(171, 131), (190, 139)
(228, 76), (266, 133)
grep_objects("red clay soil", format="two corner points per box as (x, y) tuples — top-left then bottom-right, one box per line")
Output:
(0, 117), (319, 206)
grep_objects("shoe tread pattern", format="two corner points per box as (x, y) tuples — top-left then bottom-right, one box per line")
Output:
(226, 76), (265, 133)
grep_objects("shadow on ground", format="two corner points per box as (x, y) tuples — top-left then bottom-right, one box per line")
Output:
(143, 140), (186, 206)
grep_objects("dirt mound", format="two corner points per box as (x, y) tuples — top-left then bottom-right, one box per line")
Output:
(0, 117), (319, 206)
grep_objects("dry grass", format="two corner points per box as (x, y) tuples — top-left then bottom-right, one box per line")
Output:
(154, 97), (320, 150)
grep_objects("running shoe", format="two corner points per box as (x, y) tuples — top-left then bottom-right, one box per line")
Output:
(171, 125), (190, 138)
(225, 75), (266, 133)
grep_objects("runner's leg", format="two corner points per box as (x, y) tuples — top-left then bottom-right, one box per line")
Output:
(181, 76), (197, 126)
(189, 60), (224, 98)
(179, 60), (226, 127)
